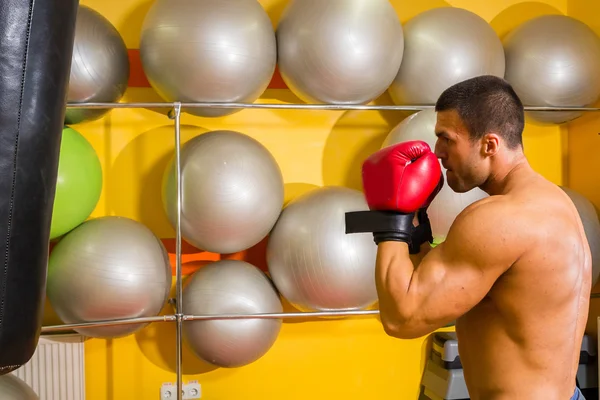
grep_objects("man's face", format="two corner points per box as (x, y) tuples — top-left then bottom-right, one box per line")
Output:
(434, 109), (486, 193)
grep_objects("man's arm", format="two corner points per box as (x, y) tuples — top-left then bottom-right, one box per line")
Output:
(409, 241), (433, 266)
(375, 199), (525, 339)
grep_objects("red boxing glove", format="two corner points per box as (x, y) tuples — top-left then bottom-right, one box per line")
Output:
(362, 140), (442, 212)
(345, 140), (442, 247)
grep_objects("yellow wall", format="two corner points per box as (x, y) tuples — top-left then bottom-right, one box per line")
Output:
(48, 0), (600, 398)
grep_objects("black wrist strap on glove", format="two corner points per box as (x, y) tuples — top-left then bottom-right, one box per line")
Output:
(409, 208), (434, 254)
(345, 210), (414, 246)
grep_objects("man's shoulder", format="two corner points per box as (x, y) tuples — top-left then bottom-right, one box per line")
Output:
(441, 194), (526, 272)
(451, 185), (567, 247)
(448, 194), (533, 250)
(457, 191), (544, 226)
(454, 194), (512, 225)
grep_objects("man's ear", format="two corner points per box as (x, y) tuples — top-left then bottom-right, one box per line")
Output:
(481, 133), (500, 157)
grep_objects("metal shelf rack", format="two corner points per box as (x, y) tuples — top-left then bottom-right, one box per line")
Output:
(41, 100), (600, 400)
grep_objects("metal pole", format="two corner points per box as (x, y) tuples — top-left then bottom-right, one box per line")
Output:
(39, 310), (380, 334)
(183, 309), (379, 321)
(172, 102), (184, 400)
(62, 101), (600, 113)
(41, 315), (176, 333)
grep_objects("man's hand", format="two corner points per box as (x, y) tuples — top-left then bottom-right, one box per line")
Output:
(345, 140), (443, 248)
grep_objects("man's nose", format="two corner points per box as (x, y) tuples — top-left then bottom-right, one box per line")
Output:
(434, 142), (444, 159)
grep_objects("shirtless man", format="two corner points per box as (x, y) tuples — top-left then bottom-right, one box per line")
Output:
(345, 75), (591, 399)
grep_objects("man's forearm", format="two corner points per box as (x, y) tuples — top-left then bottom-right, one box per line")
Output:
(375, 241), (418, 332)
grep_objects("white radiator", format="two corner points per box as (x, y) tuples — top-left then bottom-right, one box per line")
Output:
(12, 334), (86, 400)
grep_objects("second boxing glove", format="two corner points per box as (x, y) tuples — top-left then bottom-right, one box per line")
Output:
(345, 140), (442, 248)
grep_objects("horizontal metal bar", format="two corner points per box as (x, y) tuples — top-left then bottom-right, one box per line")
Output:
(65, 101), (432, 111)
(41, 315), (176, 333)
(39, 309), (379, 334)
(64, 101), (600, 112)
(67, 102), (171, 109)
(183, 309), (380, 321)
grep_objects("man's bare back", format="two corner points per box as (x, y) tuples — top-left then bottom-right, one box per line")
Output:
(456, 173), (591, 399)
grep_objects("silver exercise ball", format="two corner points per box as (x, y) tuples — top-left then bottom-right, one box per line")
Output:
(46, 216), (172, 338)
(162, 130), (284, 254)
(561, 187), (600, 286)
(276, 0), (404, 104)
(503, 15), (600, 124)
(267, 186), (378, 312)
(382, 109), (488, 243)
(182, 260), (282, 368)
(389, 7), (505, 105)
(140, 0), (276, 117)
(0, 375), (38, 400)
(66, 5), (129, 124)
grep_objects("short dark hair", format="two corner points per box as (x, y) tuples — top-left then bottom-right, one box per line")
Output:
(435, 75), (525, 149)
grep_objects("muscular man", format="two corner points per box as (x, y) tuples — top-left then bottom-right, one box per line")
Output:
(346, 75), (591, 400)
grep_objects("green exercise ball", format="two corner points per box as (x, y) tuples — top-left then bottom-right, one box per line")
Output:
(50, 126), (102, 239)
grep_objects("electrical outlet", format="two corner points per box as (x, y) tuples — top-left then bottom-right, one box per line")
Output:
(183, 381), (201, 399)
(160, 383), (178, 400)
(160, 381), (201, 400)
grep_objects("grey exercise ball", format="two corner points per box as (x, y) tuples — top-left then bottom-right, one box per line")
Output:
(46, 216), (172, 338)
(162, 130), (284, 254)
(182, 260), (282, 368)
(389, 7), (505, 105)
(382, 109), (488, 243)
(140, 0), (276, 117)
(267, 186), (378, 312)
(561, 187), (600, 286)
(503, 15), (600, 124)
(66, 5), (129, 124)
(0, 375), (38, 400)
(276, 0), (404, 104)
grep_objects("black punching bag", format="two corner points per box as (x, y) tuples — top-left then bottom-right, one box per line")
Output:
(0, 0), (80, 374)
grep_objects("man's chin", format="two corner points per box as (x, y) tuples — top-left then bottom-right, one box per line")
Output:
(447, 177), (472, 194)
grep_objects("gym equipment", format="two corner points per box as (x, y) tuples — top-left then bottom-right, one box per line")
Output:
(46, 216), (172, 338)
(0, 374), (38, 399)
(182, 260), (282, 368)
(561, 187), (600, 286)
(382, 110), (488, 243)
(66, 5), (129, 124)
(419, 332), (469, 400)
(276, 0), (404, 104)
(388, 7), (505, 106)
(50, 126), (102, 240)
(0, 0), (79, 375)
(267, 186), (378, 312)
(162, 130), (284, 254)
(503, 15), (600, 124)
(577, 335), (598, 399)
(140, 0), (276, 117)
